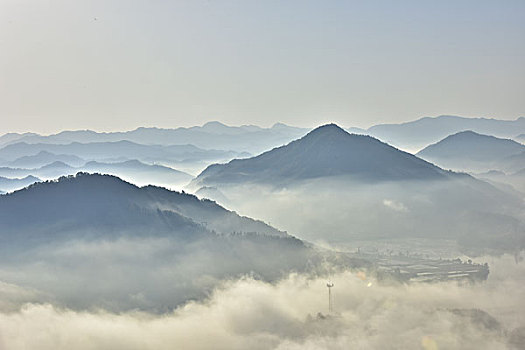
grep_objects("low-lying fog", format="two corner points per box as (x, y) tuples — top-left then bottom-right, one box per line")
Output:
(199, 178), (525, 254)
(1, 175), (523, 349)
(0, 254), (523, 350)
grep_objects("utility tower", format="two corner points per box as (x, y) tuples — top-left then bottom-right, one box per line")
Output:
(326, 281), (334, 313)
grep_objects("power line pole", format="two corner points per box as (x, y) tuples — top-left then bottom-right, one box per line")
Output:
(326, 281), (334, 313)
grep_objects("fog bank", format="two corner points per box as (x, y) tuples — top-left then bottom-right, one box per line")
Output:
(0, 255), (523, 350)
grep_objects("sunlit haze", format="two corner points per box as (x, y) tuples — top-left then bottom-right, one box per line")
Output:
(1, 0), (525, 133)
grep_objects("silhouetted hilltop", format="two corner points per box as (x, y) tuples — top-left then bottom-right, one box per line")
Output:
(0, 173), (287, 243)
(418, 131), (524, 161)
(366, 115), (525, 150)
(417, 131), (525, 172)
(194, 124), (448, 187)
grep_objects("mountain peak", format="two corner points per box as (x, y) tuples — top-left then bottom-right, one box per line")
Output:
(309, 123), (347, 134)
(454, 130), (479, 136)
(297, 123), (350, 142)
(193, 123), (447, 186)
(202, 121), (229, 129)
(417, 129), (525, 164)
(40, 161), (74, 169)
(422, 130), (524, 148)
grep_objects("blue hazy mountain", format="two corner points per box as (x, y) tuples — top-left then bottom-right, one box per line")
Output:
(475, 168), (525, 194)
(0, 132), (38, 146)
(0, 173), (288, 242)
(0, 122), (310, 155)
(500, 152), (525, 173)
(6, 150), (86, 168)
(0, 161), (77, 180)
(0, 160), (193, 189)
(195, 186), (230, 206)
(190, 124), (525, 253)
(417, 131), (525, 173)
(81, 160), (193, 187)
(0, 140), (248, 165)
(364, 115), (525, 151)
(0, 175), (40, 193)
(0, 173), (361, 310)
(193, 124), (449, 188)
(3, 116), (523, 156)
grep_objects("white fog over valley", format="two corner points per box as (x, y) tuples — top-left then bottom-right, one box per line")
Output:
(0, 119), (524, 349)
(1, 1), (525, 349)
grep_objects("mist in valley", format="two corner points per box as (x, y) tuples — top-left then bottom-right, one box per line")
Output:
(2, 0), (525, 348)
(0, 254), (524, 350)
(0, 171), (523, 349)
(1, 123), (524, 349)
(199, 177), (525, 255)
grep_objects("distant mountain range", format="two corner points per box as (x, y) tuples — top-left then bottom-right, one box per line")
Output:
(2, 116), (524, 179)
(0, 159), (193, 192)
(0, 161), (76, 181)
(5, 151), (86, 168)
(0, 175), (40, 193)
(417, 131), (525, 173)
(0, 140), (249, 165)
(350, 115), (525, 151)
(2, 116), (524, 158)
(192, 124), (450, 188)
(0, 122), (310, 155)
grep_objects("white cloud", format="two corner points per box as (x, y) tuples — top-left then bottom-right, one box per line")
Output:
(383, 199), (408, 212)
(0, 255), (523, 350)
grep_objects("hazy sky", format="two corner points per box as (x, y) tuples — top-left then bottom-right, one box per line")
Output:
(1, 0), (524, 134)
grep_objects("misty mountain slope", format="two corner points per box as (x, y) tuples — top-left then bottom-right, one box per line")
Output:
(0, 175), (40, 193)
(417, 131), (525, 172)
(140, 185), (285, 237)
(25, 161), (76, 179)
(192, 124), (449, 188)
(0, 166), (39, 179)
(475, 168), (525, 194)
(0, 160), (193, 189)
(0, 173), (287, 243)
(0, 173), (202, 243)
(5, 151), (86, 168)
(0, 161), (77, 180)
(0, 132), (38, 146)
(187, 125), (525, 253)
(366, 115), (525, 151)
(81, 160), (193, 187)
(195, 186), (230, 205)
(206, 175), (525, 253)
(0, 173), (362, 311)
(498, 152), (525, 173)
(0, 140), (248, 167)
